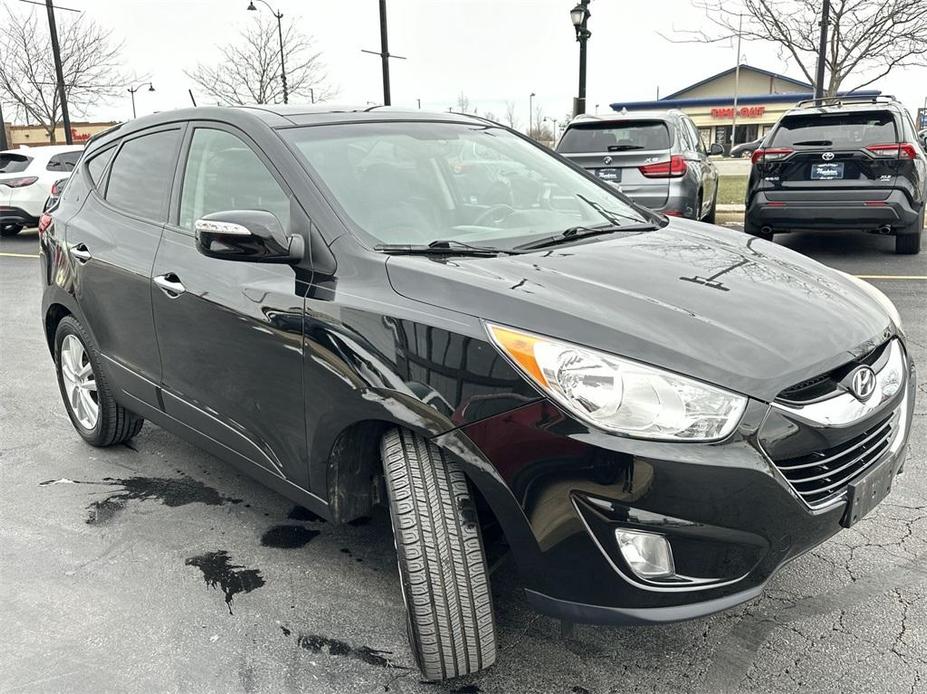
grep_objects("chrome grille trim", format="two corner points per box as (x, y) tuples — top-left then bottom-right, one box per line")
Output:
(777, 417), (894, 471)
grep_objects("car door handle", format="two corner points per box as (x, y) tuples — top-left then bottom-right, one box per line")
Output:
(70, 243), (92, 263)
(153, 273), (186, 298)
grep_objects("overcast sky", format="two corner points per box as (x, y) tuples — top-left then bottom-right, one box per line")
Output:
(9, 0), (927, 127)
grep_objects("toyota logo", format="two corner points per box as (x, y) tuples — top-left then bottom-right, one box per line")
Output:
(822, 152), (835, 161)
(603, 156), (612, 165)
(849, 366), (877, 401)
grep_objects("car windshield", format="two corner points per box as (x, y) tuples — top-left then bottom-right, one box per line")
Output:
(282, 121), (652, 249)
(771, 111), (898, 148)
(557, 120), (671, 153)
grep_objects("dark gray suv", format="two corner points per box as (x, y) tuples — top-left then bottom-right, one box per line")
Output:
(557, 110), (724, 222)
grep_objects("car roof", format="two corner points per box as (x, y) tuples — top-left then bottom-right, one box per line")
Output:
(0, 144), (84, 158)
(566, 110), (679, 126)
(784, 100), (903, 117)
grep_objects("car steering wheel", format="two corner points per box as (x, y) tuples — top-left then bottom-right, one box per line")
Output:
(473, 204), (516, 227)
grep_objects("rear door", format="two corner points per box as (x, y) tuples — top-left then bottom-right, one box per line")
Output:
(758, 109), (903, 201)
(66, 126), (183, 407)
(557, 119), (673, 209)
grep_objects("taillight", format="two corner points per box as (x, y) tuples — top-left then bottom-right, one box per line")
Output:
(865, 143), (918, 159)
(51, 179), (65, 195)
(639, 155), (687, 178)
(2, 176), (39, 188)
(751, 148), (793, 165)
(37, 213), (53, 238)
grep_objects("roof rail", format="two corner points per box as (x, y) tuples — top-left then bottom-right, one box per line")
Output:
(794, 94), (897, 109)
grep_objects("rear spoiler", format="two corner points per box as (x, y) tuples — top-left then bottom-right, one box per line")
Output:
(795, 95), (898, 109)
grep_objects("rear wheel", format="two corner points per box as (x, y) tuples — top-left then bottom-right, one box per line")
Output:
(703, 192), (717, 225)
(381, 428), (496, 681)
(1, 224), (23, 237)
(54, 316), (144, 446)
(895, 208), (923, 255)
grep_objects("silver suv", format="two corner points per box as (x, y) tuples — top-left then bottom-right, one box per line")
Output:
(557, 110), (724, 222)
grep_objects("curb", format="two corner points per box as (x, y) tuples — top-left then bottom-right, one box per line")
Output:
(717, 204), (745, 212)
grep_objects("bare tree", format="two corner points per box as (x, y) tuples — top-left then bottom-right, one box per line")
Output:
(528, 105), (554, 143)
(186, 16), (334, 105)
(0, 7), (126, 143)
(455, 91), (471, 113)
(503, 100), (519, 129)
(674, 0), (927, 95)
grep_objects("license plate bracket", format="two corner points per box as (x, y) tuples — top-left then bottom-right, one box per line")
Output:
(841, 454), (897, 527)
(596, 167), (621, 183)
(811, 162), (844, 180)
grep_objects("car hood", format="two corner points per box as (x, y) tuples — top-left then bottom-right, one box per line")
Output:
(385, 219), (894, 401)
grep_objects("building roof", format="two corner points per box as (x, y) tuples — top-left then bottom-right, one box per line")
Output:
(609, 90), (881, 113)
(662, 64), (813, 100)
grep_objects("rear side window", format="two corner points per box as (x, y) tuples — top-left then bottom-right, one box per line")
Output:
(771, 111), (898, 148)
(47, 151), (82, 171)
(86, 147), (115, 188)
(558, 120), (671, 153)
(105, 129), (181, 221)
(0, 153), (32, 173)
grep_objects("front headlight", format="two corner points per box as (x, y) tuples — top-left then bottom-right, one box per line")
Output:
(487, 324), (747, 441)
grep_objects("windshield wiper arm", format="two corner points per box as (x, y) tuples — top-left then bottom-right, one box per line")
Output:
(374, 239), (527, 256)
(575, 193), (647, 227)
(514, 222), (657, 250)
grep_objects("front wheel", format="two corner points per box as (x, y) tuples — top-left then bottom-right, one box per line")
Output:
(55, 316), (144, 446)
(381, 428), (496, 681)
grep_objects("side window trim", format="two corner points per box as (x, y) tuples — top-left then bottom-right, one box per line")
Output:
(99, 123), (188, 225)
(168, 120), (295, 236)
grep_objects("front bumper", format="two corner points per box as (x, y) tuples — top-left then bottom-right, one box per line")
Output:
(440, 355), (916, 625)
(746, 189), (921, 233)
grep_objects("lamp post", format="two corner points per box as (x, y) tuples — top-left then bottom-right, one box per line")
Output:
(529, 92), (536, 136)
(127, 81), (155, 119)
(570, 0), (591, 118)
(247, 0), (288, 104)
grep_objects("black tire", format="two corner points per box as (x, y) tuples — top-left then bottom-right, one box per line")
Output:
(54, 316), (144, 447)
(703, 192), (717, 225)
(1, 224), (23, 237)
(380, 428), (496, 681)
(895, 208), (923, 255)
(743, 217), (773, 241)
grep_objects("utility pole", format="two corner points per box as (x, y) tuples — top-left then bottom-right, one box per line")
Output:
(730, 13), (743, 152)
(45, 0), (73, 144)
(362, 0), (405, 106)
(0, 101), (8, 150)
(814, 0), (831, 99)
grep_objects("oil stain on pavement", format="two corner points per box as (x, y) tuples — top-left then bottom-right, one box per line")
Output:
(40, 475), (242, 524)
(280, 625), (407, 670)
(185, 550), (265, 614)
(260, 525), (320, 548)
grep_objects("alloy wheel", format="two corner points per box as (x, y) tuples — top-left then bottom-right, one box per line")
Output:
(60, 334), (99, 429)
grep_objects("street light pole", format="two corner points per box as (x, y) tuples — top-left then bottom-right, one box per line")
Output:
(361, 0), (406, 106)
(570, 1), (591, 118)
(731, 13), (743, 151)
(247, 1), (288, 104)
(814, 0), (831, 99)
(127, 82), (155, 119)
(44, 0), (73, 144)
(529, 92), (535, 136)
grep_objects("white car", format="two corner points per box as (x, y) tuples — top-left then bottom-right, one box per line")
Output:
(1, 144), (84, 237)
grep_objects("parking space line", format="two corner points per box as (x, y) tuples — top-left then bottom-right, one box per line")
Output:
(0, 252), (39, 258)
(855, 275), (927, 280)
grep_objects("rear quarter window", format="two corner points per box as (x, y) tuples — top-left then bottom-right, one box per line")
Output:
(104, 128), (182, 221)
(85, 147), (116, 189)
(558, 120), (671, 153)
(0, 153), (33, 173)
(771, 111), (898, 148)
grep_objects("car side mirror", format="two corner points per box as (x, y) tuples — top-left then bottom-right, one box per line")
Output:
(708, 143), (725, 156)
(194, 210), (304, 264)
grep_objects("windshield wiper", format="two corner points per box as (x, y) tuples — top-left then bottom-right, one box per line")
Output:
(575, 193), (646, 227)
(792, 139), (833, 146)
(607, 144), (644, 151)
(514, 222), (657, 250)
(374, 239), (527, 256)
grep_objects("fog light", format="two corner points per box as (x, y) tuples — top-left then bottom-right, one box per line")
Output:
(615, 529), (675, 578)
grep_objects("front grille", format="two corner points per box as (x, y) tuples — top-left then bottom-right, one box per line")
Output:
(770, 412), (895, 507)
(776, 340), (889, 405)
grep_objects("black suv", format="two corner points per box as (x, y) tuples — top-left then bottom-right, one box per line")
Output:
(744, 96), (926, 254)
(40, 106), (915, 681)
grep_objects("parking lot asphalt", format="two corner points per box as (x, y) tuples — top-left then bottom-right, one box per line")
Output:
(1, 227), (925, 694)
